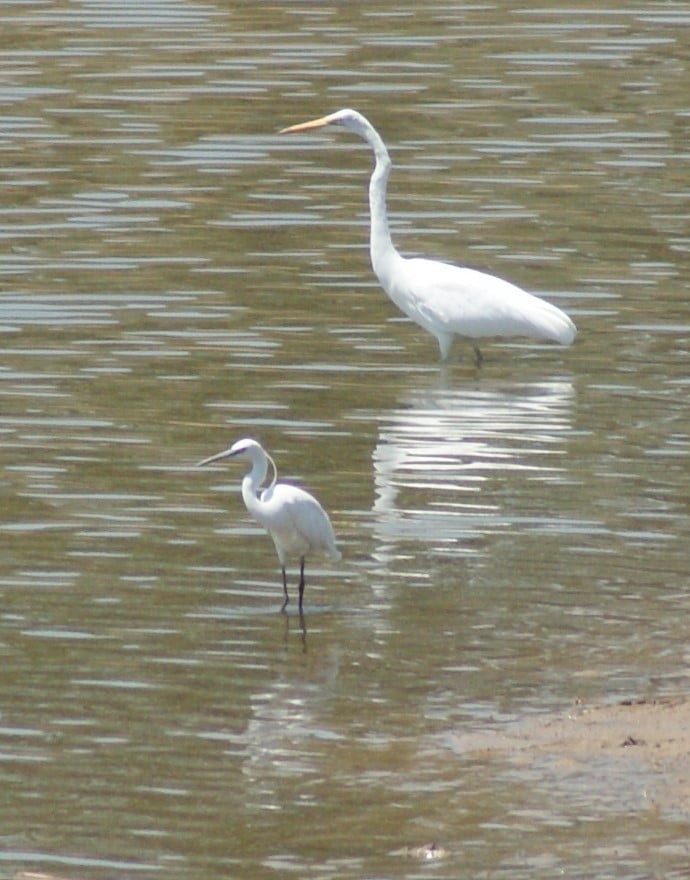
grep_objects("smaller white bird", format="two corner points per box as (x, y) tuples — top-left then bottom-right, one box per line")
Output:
(198, 438), (341, 613)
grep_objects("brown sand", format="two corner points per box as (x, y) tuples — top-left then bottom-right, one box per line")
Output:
(449, 695), (690, 820)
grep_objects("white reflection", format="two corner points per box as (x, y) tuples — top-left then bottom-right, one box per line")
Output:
(371, 377), (575, 564)
(241, 642), (341, 798)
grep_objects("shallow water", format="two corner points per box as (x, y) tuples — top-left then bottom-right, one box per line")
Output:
(1, 1), (689, 878)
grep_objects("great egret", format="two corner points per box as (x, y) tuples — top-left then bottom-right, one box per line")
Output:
(198, 438), (341, 613)
(281, 108), (576, 364)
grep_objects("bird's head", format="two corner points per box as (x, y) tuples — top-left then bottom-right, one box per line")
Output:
(198, 437), (262, 468)
(280, 108), (369, 138)
(198, 438), (277, 489)
(228, 438), (262, 458)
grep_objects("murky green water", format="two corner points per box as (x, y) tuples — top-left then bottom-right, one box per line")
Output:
(1, 1), (689, 878)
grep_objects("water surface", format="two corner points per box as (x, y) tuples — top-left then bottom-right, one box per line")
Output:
(1, 1), (689, 878)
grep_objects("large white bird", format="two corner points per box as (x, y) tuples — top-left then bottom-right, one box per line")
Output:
(281, 108), (576, 364)
(198, 438), (341, 613)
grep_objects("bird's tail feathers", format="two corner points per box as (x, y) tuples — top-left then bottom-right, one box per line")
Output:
(527, 298), (576, 345)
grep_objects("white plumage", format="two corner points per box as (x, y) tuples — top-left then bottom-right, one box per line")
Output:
(199, 438), (340, 612)
(281, 108), (576, 363)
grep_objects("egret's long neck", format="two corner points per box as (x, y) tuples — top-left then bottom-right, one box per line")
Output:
(363, 129), (398, 274)
(241, 453), (269, 518)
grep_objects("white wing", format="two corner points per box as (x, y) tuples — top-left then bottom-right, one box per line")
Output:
(259, 483), (340, 561)
(391, 257), (576, 344)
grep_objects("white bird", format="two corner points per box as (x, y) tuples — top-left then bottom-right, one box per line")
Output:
(198, 438), (341, 613)
(281, 108), (576, 364)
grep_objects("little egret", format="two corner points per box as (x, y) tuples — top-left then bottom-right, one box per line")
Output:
(281, 108), (576, 364)
(198, 438), (341, 613)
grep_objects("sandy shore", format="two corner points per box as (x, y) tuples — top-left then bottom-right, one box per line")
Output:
(449, 695), (690, 820)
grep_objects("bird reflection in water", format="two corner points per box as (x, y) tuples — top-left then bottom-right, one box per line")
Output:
(371, 378), (575, 566)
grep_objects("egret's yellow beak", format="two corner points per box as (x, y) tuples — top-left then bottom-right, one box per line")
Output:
(280, 113), (337, 134)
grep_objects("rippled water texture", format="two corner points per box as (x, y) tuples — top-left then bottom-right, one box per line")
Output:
(1, 1), (689, 878)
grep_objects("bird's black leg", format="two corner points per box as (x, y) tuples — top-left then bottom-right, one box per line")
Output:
(298, 557), (306, 613)
(472, 343), (483, 367)
(280, 567), (289, 612)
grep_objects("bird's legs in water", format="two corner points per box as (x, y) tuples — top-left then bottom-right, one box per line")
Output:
(298, 557), (306, 613)
(472, 343), (483, 367)
(280, 567), (289, 612)
(280, 562), (306, 614)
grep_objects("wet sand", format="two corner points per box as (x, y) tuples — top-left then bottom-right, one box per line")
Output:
(450, 696), (690, 820)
